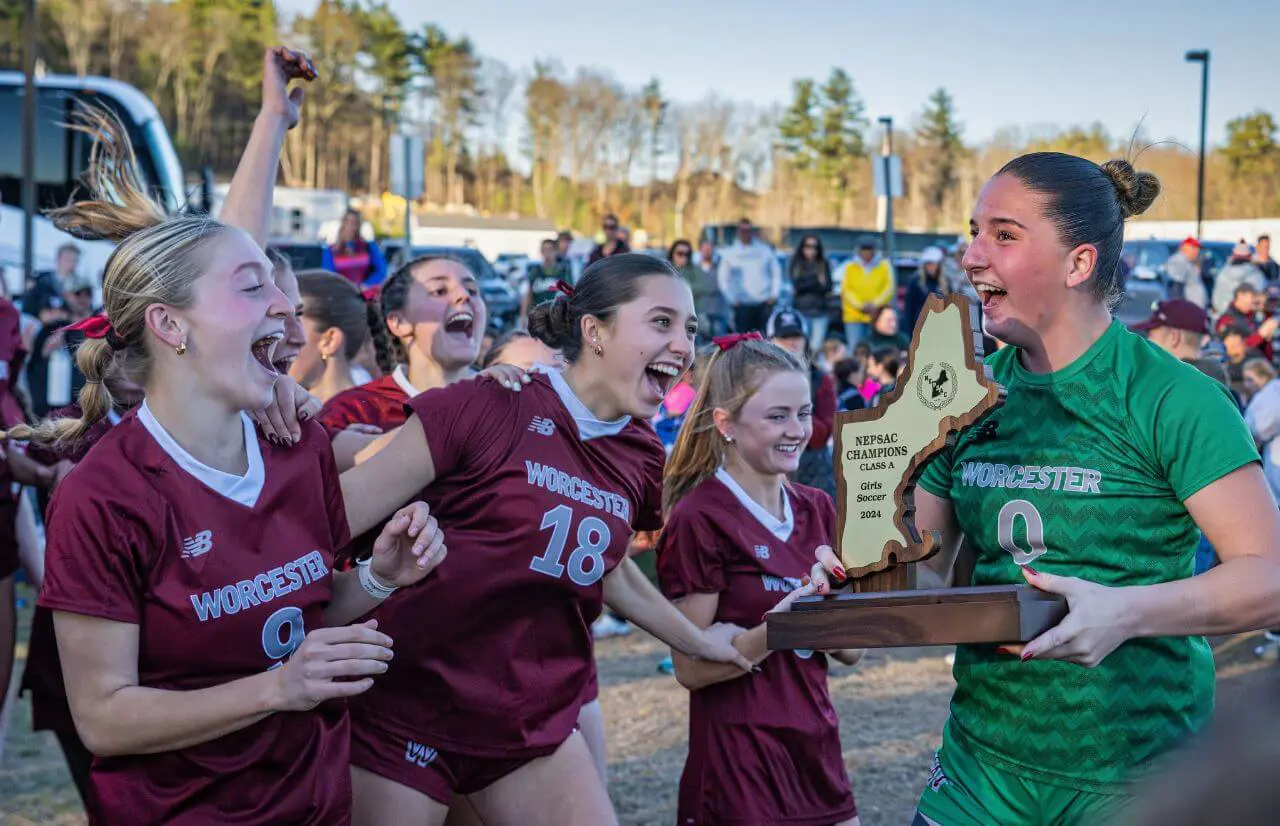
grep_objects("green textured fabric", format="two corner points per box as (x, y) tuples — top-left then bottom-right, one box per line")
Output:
(917, 321), (1258, 790)
(915, 739), (1130, 825)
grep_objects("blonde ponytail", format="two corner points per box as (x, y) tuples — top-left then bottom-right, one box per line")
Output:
(8, 339), (117, 447)
(662, 339), (807, 514)
(663, 350), (726, 514)
(46, 105), (168, 243)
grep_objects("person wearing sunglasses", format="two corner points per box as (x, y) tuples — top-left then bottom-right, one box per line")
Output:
(587, 213), (630, 265)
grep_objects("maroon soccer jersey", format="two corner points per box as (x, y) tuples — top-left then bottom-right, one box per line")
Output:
(21, 404), (123, 734)
(657, 472), (857, 826)
(317, 367), (417, 437)
(0, 296), (27, 580)
(349, 371), (664, 765)
(38, 405), (353, 825)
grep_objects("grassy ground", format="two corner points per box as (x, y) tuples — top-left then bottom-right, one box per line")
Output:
(2, 582), (1277, 825)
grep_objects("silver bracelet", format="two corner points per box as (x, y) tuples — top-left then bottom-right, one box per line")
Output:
(357, 558), (398, 600)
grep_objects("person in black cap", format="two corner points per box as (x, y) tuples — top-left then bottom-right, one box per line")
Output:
(766, 308), (837, 497)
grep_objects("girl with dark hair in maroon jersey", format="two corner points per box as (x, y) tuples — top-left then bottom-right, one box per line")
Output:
(659, 333), (861, 826)
(319, 254), (489, 471)
(328, 253), (754, 826)
(15, 49), (447, 826)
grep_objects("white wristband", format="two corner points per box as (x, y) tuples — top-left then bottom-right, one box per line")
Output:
(357, 558), (398, 600)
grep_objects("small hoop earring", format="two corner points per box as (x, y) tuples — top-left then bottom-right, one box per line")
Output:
(175, 339), (187, 356)
(592, 342), (604, 357)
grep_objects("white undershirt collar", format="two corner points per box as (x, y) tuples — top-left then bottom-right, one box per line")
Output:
(547, 368), (629, 441)
(715, 467), (794, 542)
(391, 365), (421, 397)
(137, 400), (265, 508)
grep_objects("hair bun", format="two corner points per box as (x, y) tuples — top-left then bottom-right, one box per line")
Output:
(1100, 159), (1160, 219)
(527, 295), (575, 351)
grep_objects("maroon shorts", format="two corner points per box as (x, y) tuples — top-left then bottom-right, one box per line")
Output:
(349, 715), (561, 805)
(0, 500), (18, 580)
(19, 606), (75, 733)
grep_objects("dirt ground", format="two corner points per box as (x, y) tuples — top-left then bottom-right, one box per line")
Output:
(2, 582), (1277, 826)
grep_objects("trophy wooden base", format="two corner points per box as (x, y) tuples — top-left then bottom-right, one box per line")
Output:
(766, 585), (1068, 650)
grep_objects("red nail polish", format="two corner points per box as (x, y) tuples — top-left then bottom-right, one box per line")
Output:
(1024, 566), (1038, 576)
(1020, 650), (1033, 662)
(833, 566), (847, 581)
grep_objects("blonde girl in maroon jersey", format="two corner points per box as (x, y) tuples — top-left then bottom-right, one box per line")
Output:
(16, 49), (447, 825)
(659, 332), (860, 826)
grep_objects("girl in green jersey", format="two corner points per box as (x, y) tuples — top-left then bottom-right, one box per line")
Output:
(812, 152), (1280, 825)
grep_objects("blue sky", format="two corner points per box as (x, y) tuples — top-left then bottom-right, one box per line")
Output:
(280, 0), (1277, 148)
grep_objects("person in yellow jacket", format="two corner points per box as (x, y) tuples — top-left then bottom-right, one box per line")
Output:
(839, 236), (895, 346)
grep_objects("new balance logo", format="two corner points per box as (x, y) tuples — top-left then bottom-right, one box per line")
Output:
(405, 740), (438, 768)
(969, 419), (1000, 444)
(181, 530), (213, 559)
(528, 416), (556, 436)
(754, 545), (770, 560)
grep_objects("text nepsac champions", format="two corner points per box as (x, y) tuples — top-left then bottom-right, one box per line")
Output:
(845, 432), (911, 470)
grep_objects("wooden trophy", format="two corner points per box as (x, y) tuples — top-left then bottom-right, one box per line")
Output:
(766, 294), (1067, 650)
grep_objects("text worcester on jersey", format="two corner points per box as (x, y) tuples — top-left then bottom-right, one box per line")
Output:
(190, 551), (329, 622)
(525, 460), (631, 521)
(960, 462), (1103, 494)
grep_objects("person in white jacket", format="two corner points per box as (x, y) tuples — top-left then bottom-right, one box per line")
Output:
(716, 218), (782, 333)
(1244, 358), (1280, 503)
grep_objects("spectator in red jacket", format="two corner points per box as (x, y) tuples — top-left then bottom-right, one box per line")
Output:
(1215, 283), (1277, 361)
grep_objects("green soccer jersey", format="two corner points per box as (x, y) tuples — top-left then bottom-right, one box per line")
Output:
(918, 320), (1259, 791)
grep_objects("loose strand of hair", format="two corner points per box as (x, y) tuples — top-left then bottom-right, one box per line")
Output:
(45, 104), (167, 242)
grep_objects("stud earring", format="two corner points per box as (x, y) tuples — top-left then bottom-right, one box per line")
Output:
(592, 341), (604, 357)
(723, 434), (735, 444)
(321, 352), (330, 362)
(176, 338), (187, 356)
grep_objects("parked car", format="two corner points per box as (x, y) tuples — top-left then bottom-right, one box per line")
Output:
(493, 253), (530, 278)
(1122, 238), (1235, 299)
(380, 242), (521, 332)
(267, 240), (326, 272)
(1113, 275), (1169, 329)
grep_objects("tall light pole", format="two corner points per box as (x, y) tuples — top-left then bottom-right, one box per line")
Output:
(1185, 50), (1209, 241)
(21, 0), (37, 291)
(879, 116), (895, 266)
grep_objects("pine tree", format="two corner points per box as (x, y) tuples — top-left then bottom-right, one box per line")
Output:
(778, 78), (819, 172)
(916, 87), (965, 229)
(815, 68), (866, 222)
